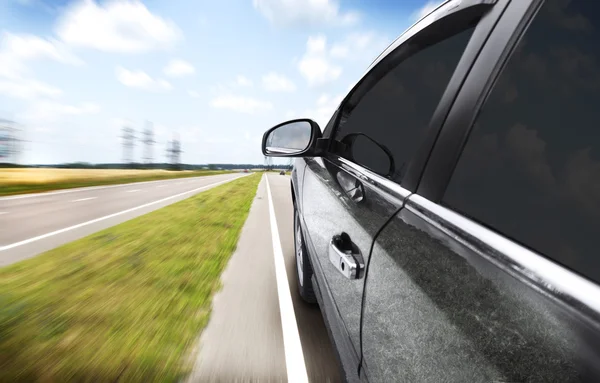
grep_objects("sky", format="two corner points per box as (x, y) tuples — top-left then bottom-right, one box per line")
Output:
(0, 0), (440, 165)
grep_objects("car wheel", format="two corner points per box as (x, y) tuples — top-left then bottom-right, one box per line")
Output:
(294, 208), (317, 304)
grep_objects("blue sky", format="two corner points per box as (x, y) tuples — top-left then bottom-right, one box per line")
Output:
(0, 0), (439, 165)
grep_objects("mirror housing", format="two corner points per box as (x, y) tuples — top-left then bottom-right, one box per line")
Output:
(262, 118), (323, 157)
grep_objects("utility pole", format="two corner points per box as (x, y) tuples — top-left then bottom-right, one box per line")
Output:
(165, 140), (172, 165)
(166, 135), (183, 170)
(173, 140), (181, 165)
(171, 133), (182, 169)
(141, 121), (155, 168)
(121, 126), (136, 167)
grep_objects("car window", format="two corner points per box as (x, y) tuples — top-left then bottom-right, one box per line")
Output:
(442, 0), (600, 284)
(332, 26), (476, 182)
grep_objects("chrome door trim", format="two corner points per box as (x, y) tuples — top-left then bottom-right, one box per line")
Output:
(406, 194), (600, 323)
(336, 156), (411, 203)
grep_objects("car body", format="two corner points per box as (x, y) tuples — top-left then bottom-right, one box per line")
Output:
(280, 170), (286, 175)
(262, 0), (600, 382)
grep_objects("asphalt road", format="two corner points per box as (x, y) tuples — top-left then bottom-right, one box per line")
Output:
(189, 173), (341, 383)
(0, 173), (246, 266)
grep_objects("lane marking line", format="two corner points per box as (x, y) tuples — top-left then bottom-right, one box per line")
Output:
(157, 185), (167, 188)
(0, 175), (246, 252)
(0, 174), (233, 201)
(265, 175), (308, 383)
(72, 197), (97, 202)
(126, 189), (141, 193)
(0, 212), (7, 215)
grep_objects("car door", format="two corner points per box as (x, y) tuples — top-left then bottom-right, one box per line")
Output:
(298, 1), (504, 380)
(360, 0), (600, 381)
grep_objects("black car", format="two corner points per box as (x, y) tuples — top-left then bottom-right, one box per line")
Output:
(280, 170), (286, 175)
(262, 0), (600, 382)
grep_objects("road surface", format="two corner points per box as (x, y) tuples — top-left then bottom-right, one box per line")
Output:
(0, 173), (245, 266)
(189, 173), (341, 382)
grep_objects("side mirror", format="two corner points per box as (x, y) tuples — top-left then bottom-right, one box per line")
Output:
(262, 118), (322, 157)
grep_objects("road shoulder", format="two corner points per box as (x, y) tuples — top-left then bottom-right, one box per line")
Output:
(187, 176), (287, 382)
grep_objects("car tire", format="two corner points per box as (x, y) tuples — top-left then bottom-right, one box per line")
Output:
(294, 208), (317, 304)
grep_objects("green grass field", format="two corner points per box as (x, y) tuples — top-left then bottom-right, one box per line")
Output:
(0, 173), (261, 382)
(0, 168), (234, 196)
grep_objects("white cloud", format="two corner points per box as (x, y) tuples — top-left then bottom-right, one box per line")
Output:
(297, 32), (389, 87)
(262, 72), (296, 92)
(308, 93), (343, 127)
(0, 78), (62, 99)
(55, 0), (182, 53)
(163, 59), (195, 77)
(330, 32), (386, 59)
(188, 90), (200, 98)
(412, 1), (443, 21)
(0, 32), (83, 102)
(253, 0), (360, 27)
(21, 100), (100, 123)
(298, 35), (342, 87)
(236, 75), (253, 87)
(1, 32), (82, 66)
(116, 66), (172, 91)
(282, 93), (343, 128)
(210, 94), (273, 114)
(0, 32), (82, 80)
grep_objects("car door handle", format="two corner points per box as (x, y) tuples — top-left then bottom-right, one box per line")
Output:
(329, 232), (364, 279)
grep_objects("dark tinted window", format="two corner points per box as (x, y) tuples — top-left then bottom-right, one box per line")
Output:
(443, 0), (600, 284)
(334, 26), (475, 182)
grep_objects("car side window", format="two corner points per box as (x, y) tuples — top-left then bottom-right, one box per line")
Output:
(332, 25), (476, 182)
(442, 0), (600, 285)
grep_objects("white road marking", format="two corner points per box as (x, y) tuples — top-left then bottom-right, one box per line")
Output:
(72, 197), (97, 202)
(126, 189), (141, 193)
(157, 185), (167, 188)
(0, 212), (7, 215)
(0, 174), (232, 201)
(0, 175), (246, 252)
(265, 175), (308, 383)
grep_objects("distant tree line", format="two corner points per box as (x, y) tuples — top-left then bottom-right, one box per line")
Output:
(0, 162), (293, 170)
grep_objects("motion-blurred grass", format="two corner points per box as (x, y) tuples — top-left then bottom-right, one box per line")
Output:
(0, 173), (261, 382)
(0, 168), (234, 196)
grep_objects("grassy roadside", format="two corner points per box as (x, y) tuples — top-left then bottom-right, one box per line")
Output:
(0, 169), (234, 197)
(0, 173), (261, 382)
